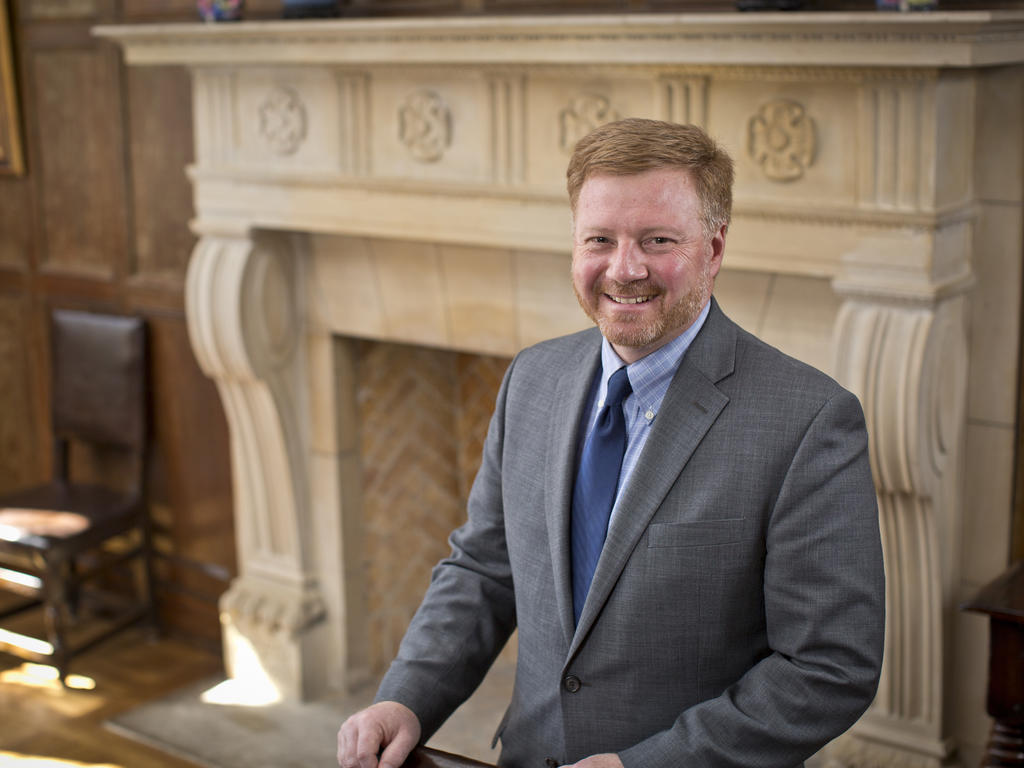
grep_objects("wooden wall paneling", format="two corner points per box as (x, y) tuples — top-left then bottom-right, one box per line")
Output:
(144, 311), (235, 646)
(0, 293), (45, 494)
(120, 0), (208, 21)
(30, 42), (127, 280)
(125, 64), (195, 286)
(0, 183), (32, 271)
(18, 0), (118, 22)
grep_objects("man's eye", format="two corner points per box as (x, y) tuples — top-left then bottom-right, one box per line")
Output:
(589, 237), (611, 244)
(648, 237), (672, 245)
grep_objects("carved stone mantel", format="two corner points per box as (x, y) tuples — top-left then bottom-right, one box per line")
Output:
(97, 12), (1024, 766)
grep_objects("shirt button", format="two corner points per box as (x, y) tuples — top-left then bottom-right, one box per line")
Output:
(563, 675), (582, 693)
(545, 759), (560, 768)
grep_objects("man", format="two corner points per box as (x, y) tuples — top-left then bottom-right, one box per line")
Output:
(337, 118), (884, 768)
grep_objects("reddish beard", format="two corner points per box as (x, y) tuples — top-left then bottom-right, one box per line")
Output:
(573, 264), (712, 351)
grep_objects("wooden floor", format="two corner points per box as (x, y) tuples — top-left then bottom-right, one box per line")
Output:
(0, 627), (223, 768)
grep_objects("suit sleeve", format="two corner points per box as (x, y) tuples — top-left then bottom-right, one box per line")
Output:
(618, 387), (885, 768)
(373, 355), (519, 741)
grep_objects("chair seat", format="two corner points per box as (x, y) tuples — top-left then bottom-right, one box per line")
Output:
(0, 483), (142, 553)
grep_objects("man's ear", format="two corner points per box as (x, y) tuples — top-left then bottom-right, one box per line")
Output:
(708, 224), (727, 278)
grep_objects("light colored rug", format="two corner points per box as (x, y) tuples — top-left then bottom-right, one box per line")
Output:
(106, 660), (514, 768)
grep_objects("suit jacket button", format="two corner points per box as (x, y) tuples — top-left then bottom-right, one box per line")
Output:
(545, 758), (560, 767)
(563, 675), (581, 693)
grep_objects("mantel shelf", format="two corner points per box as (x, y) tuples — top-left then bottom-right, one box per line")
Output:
(95, 11), (1024, 69)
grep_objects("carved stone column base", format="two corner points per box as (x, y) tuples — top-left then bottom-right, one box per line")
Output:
(219, 573), (328, 702)
(825, 726), (959, 768)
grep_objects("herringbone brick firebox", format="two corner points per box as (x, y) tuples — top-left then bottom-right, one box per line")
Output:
(355, 341), (510, 672)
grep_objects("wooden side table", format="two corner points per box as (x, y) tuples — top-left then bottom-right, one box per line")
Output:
(964, 560), (1024, 767)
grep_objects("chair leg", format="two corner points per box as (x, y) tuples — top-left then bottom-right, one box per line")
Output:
(42, 556), (72, 684)
(67, 557), (81, 620)
(140, 520), (160, 639)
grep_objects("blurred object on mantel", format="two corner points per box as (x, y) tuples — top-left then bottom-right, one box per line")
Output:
(736, 0), (805, 9)
(876, 0), (938, 10)
(196, 0), (245, 20)
(283, 0), (341, 16)
(963, 560), (1024, 768)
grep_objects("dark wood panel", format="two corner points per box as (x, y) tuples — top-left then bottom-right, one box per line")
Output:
(119, 0), (204, 19)
(0, 293), (45, 495)
(0, 183), (32, 271)
(145, 312), (235, 643)
(31, 45), (126, 279)
(34, 271), (120, 302)
(18, 0), (112, 21)
(125, 277), (186, 313)
(126, 65), (195, 283)
(0, 266), (30, 291)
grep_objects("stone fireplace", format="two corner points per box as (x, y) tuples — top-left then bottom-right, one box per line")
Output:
(97, 12), (1024, 767)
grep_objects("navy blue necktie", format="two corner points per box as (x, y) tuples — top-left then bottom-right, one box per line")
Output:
(571, 366), (632, 625)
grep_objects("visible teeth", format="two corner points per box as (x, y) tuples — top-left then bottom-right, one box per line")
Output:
(610, 295), (651, 304)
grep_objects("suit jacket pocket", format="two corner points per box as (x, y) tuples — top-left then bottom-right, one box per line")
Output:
(647, 518), (745, 548)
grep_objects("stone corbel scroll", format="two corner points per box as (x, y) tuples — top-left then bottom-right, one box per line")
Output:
(185, 231), (329, 702)
(826, 235), (971, 768)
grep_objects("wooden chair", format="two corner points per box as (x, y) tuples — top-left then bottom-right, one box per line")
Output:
(0, 308), (156, 682)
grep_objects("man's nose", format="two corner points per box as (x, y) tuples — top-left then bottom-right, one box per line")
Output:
(605, 242), (648, 283)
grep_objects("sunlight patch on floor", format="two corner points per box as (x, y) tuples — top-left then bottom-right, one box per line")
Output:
(201, 625), (280, 706)
(0, 751), (119, 768)
(199, 676), (280, 707)
(0, 628), (53, 657)
(0, 663), (95, 691)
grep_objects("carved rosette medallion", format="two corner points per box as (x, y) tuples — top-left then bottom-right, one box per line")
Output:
(560, 94), (620, 153)
(258, 86), (308, 156)
(398, 90), (452, 163)
(748, 100), (816, 182)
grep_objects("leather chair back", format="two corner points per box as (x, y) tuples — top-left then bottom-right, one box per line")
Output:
(51, 309), (147, 451)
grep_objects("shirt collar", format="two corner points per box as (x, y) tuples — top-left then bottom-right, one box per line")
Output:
(597, 300), (711, 414)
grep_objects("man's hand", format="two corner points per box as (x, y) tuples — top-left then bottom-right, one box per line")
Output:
(564, 754), (624, 768)
(337, 701), (422, 768)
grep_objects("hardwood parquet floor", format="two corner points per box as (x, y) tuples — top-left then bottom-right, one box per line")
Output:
(0, 627), (223, 768)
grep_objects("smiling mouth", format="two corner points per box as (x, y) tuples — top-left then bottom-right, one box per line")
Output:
(608, 295), (653, 305)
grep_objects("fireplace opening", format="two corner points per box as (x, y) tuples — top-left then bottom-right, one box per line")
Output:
(352, 339), (512, 671)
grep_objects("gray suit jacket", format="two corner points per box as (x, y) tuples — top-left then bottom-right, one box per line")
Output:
(376, 299), (885, 768)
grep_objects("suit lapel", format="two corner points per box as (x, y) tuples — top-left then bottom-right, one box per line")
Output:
(569, 301), (737, 656)
(545, 330), (603, 649)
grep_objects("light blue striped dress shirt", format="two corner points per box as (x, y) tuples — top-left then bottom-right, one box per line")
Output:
(577, 300), (711, 525)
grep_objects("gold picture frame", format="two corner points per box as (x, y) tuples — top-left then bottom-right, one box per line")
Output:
(0, 0), (24, 176)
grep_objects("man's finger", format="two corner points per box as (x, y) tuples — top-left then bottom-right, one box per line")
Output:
(377, 725), (418, 768)
(337, 725), (354, 767)
(352, 723), (385, 768)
